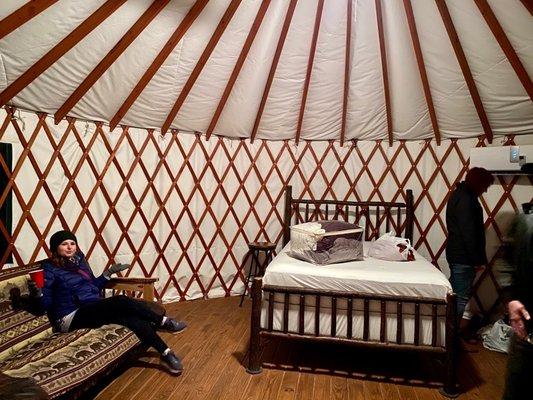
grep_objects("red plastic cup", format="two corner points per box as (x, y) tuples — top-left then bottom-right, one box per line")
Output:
(29, 269), (45, 288)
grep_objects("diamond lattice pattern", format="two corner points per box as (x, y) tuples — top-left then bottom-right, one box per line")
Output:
(0, 108), (532, 315)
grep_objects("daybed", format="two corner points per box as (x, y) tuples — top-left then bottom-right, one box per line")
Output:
(0, 261), (159, 399)
(247, 186), (458, 397)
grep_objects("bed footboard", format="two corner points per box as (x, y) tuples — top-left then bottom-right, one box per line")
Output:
(247, 277), (458, 395)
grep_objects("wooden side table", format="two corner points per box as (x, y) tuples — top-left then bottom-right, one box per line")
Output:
(239, 241), (276, 307)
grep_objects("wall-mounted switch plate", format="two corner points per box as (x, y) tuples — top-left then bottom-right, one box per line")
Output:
(510, 146), (520, 163)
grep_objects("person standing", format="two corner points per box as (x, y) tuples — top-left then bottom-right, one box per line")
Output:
(446, 167), (494, 338)
(502, 209), (533, 399)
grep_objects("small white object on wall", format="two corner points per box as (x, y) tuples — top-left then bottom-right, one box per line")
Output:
(470, 145), (533, 172)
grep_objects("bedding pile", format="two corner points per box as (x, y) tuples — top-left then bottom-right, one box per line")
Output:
(367, 232), (415, 261)
(289, 220), (363, 265)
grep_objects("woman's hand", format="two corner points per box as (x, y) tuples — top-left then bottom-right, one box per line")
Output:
(103, 263), (130, 278)
(109, 263), (129, 274)
(508, 300), (531, 340)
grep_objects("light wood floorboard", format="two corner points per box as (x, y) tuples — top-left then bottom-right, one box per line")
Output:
(91, 296), (508, 400)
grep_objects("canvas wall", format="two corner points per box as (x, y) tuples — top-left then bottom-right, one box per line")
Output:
(0, 107), (531, 317)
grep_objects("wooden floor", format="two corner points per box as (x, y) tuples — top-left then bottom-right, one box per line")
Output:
(92, 296), (507, 400)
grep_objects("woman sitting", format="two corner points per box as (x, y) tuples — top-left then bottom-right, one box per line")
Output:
(33, 230), (186, 375)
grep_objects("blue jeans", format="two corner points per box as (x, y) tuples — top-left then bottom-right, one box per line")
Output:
(449, 263), (476, 321)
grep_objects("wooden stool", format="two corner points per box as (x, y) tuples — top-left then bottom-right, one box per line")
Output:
(239, 241), (276, 307)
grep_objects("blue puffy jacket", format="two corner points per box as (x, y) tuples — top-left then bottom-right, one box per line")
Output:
(41, 256), (109, 322)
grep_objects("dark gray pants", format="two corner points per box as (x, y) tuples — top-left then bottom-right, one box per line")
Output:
(503, 334), (533, 400)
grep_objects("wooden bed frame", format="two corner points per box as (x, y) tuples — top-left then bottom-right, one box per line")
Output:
(247, 186), (458, 397)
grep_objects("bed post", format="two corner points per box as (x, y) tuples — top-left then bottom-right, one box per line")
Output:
(246, 277), (263, 374)
(283, 185), (292, 246)
(441, 293), (459, 398)
(405, 189), (414, 243)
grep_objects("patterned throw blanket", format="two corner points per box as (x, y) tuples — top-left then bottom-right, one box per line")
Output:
(0, 264), (140, 398)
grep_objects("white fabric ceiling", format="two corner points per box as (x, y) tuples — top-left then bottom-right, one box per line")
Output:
(0, 0), (532, 141)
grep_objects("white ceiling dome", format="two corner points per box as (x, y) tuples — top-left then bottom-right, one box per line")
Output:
(0, 0), (531, 143)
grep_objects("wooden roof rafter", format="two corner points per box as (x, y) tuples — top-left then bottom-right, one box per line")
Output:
(403, 0), (441, 145)
(375, 0), (393, 146)
(0, 0), (127, 108)
(205, 0), (273, 141)
(109, 0), (209, 131)
(473, 0), (533, 101)
(435, 0), (493, 143)
(340, 0), (353, 147)
(294, 0), (325, 145)
(519, 0), (533, 16)
(0, 0), (59, 40)
(250, 0), (299, 142)
(54, 0), (171, 124)
(161, 0), (243, 135)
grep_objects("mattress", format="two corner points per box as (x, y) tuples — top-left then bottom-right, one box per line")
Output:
(263, 243), (452, 300)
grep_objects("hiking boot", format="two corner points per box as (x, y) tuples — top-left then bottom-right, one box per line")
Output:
(160, 351), (183, 375)
(161, 318), (187, 334)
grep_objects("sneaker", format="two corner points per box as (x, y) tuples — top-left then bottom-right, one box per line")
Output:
(160, 351), (183, 375)
(161, 318), (187, 334)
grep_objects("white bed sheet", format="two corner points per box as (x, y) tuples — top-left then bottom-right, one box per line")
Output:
(263, 243), (452, 300)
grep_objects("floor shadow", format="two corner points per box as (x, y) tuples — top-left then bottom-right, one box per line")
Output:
(253, 338), (463, 390)
(455, 347), (484, 393)
(231, 350), (249, 365)
(128, 359), (168, 373)
(74, 350), (176, 400)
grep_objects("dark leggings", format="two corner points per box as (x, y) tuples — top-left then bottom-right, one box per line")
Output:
(69, 295), (168, 354)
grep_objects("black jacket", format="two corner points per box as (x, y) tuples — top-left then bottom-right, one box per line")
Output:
(445, 182), (487, 266)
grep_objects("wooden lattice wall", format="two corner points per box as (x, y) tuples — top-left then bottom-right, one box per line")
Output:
(0, 107), (532, 314)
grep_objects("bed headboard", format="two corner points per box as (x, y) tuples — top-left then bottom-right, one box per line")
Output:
(282, 186), (414, 246)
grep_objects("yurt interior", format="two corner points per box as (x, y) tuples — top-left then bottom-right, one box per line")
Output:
(0, 0), (532, 399)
